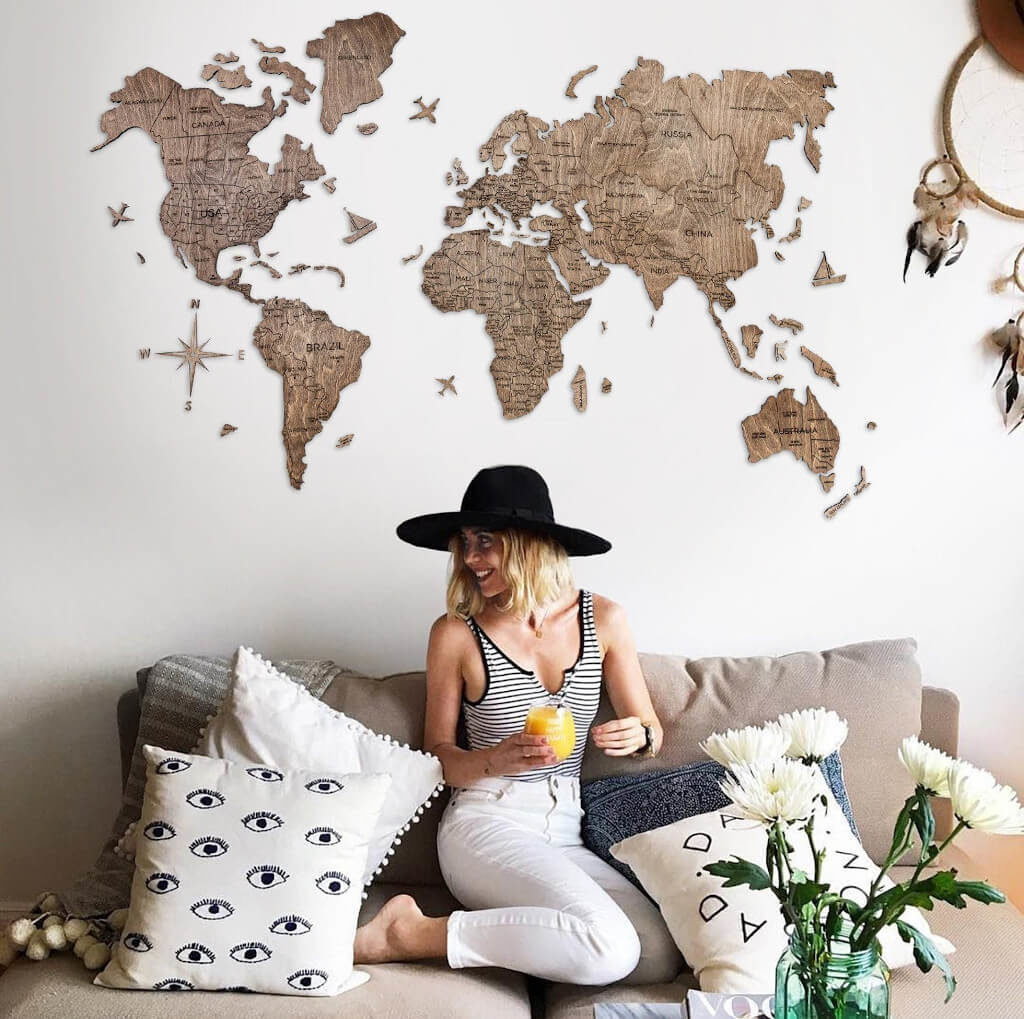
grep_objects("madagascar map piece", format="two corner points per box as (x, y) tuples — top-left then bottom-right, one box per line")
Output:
(252, 298), (370, 490)
(258, 56), (316, 104)
(565, 65), (598, 98)
(741, 386), (839, 477)
(200, 64), (252, 89)
(571, 365), (587, 411)
(422, 230), (591, 419)
(91, 68), (323, 303)
(741, 324), (763, 358)
(800, 345), (839, 386)
(306, 14), (405, 134)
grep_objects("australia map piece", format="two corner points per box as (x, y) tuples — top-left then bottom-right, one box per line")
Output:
(343, 208), (376, 243)
(259, 56), (316, 104)
(426, 58), (836, 417)
(769, 314), (803, 334)
(252, 297), (370, 490)
(214, 52), (239, 64)
(741, 324), (763, 358)
(200, 64), (252, 89)
(565, 65), (598, 98)
(824, 493), (850, 519)
(571, 365), (587, 411)
(252, 39), (285, 54)
(741, 386), (839, 477)
(800, 345), (838, 386)
(306, 14), (405, 134)
(357, 123), (378, 135)
(108, 202), (133, 226)
(410, 97), (439, 123)
(423, 230), (590, 418)
(92, 68), (323, 303)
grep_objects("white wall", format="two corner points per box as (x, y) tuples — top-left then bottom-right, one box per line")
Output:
(2, 0), (1022, 905)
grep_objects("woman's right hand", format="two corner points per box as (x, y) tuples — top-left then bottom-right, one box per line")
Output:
(482, 733), (557, 776)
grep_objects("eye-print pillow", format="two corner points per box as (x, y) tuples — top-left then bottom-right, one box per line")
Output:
(195, 646), (445, 886)
(95, 746), (390, 997)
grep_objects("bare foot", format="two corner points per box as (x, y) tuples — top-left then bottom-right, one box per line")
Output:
(354, 894), (447, 964)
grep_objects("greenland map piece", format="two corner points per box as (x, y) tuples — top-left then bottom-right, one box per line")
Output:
(422, 230), (590, 419)
(92, 68), (323, 303)
(426, 59), (835, 418)
(565, 65), (598, 98)
(741, 386), (839, 476)
(252, 298), (370, 490)
(741, 324), (763, 358)
(800, 344), (839, 386)
(571, 365), (587, 411)
(306, 14), (405, 134)
(200, 64), (252, 89)
(258, 56), (316, 104)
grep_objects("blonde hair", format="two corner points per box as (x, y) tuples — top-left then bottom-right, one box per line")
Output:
(446, 527), (573, 620)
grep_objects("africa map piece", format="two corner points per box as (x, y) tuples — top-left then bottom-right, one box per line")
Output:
(200, 63), (252, 89)
(92, 68), (323, 304)
(306, 14), (405, 134)
(820, 472), (835, 493)
(741, 324), (763, 358)
(741, 386), (839, 476)
(565, 65), (598, 99)
(213, 52), (239, 64)
(357, 123), (378, 135)
(252, 39), (285, 54)
(410, 97), (439, 123)
(824, 493), (850, 519)
(252, 298), (370, 490)
(769, 314), (804, 334)
(800, 345), (838, 386)
(571, 365), (587, 411)
(259, 56), (316, 104)
(423, 230), (590, 419)
(426, 58), (836, 417)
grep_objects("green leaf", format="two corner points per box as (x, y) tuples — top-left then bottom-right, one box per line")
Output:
(954, 880), (1006, 906)
(896, 919), (957, 1002)
(791, 880), (830, 911)
(706, 858), (771, 891)
(909, 789), (935, 852)
(790, 869), (809, 884)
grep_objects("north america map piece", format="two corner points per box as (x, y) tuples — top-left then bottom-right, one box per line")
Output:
(92, 68), (323, 303)
(200, 63), (252, 89)
(258, 56), (316, 104)
(252, 298), (370, 490)
(422, 230), (590, 419)
(306, 13), (405, 134)
(741, 386), (839, 476)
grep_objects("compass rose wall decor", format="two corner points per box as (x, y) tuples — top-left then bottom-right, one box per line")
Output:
(157, 312), (229, 398)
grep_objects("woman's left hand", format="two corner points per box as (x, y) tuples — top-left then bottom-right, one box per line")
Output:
(590, 716), (645, 756)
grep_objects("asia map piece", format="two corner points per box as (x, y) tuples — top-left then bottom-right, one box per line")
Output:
(423, 58), (837, 420)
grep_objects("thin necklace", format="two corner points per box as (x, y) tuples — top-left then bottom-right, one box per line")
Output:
(499, 602), (551, 638)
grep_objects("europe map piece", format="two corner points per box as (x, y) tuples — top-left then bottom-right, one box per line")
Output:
(422, 230), (591, 418)
(306, 13), (405, 134)
(741, 386), (840, 477)
(252, 298), (370, 490)
(92, 68), (323, 303)
(425, 58), (836, 418)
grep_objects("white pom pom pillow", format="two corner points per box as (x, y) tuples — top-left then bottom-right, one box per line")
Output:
(95, 746), (390, 996)
(194, 647), (445, 887)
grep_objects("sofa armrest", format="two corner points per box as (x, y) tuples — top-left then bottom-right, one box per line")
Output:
(921, 685), (959, 841)
(116, 688), (140, 791)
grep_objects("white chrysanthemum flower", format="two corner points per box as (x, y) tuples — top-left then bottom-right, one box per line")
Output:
(899, 736), (954, 797)
(700, 723), (791, 770)
(777, 707), (849, 763)
(947, 760), (1024, 834)
(720, 757), (824, 826)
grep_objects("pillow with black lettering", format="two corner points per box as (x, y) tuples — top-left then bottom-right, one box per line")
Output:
(95, 746), (390, 996)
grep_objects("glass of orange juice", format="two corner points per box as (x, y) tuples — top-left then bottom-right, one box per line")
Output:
(524, 697), (576, 762)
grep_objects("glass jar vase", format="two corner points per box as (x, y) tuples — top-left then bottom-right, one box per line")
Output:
(775, 922), (890, 1019)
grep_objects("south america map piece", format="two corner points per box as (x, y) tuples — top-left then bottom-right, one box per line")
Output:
(741, 386), (840, 477)
(601, 377), (612, 393)
(824, 493), (850, 519)
(214, 52), (239, 64)
(779, 217), (802, 243)
(252, 298), (370, 490)
(306, 14), (405, 134)
(800, 345), (839, 386)
(854, 465), (870, 496)
(343, 208), (377, 244)
(92, 68), (323, 304)
(108, 202), (133, 226)
(423, 230), (591, 419)
(571, 365), (587, 411)
(220, 424), (237, 436)
(820, 472), (836, 493)
(252, 39), (285, 54)
(565, 65), (598, 98)
(157, 313), (229, 396)
(410, 97), (439, 123)
(322, 176), (337, 194)
(336, 433), (354, 448)
(798, 196), (813, 211)
(436, 375), (457, 396)
(200, 64), (252, 89)
(741, 324), (763, 358)
(811, 251), (846, 287)
(402, 245), (423, 264)
(357, 123), (379, 135)
(769, 315), (804, 335)
(258, 56), (316, 104)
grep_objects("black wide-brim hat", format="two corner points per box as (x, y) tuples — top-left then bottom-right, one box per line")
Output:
(396, 465), (611, 556)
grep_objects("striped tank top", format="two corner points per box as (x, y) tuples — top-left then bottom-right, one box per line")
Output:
(462, 589), (603, 782)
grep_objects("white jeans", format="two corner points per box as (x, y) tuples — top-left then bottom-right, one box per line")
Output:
(436, 774), (652, 985)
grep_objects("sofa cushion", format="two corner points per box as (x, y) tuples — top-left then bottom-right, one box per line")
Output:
(581, 639), (923, 863)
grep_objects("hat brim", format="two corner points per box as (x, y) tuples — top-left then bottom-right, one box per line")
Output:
(396, 511), (611, 556)
(978, 0), (1024, 73)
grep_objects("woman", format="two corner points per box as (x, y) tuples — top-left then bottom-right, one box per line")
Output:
(354, 465), (664, 985)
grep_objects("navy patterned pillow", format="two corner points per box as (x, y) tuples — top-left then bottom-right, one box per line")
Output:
(582, 752), (857, 891)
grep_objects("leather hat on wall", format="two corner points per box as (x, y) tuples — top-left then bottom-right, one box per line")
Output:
(978, 0), (1024, 73)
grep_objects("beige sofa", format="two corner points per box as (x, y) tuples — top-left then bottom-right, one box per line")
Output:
(2, 638), (1022, 1017)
